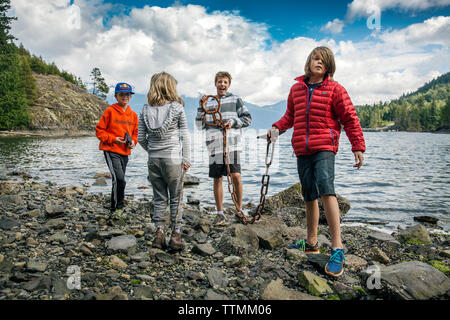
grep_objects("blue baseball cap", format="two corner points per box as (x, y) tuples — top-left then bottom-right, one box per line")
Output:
(115, 82), (135, 94)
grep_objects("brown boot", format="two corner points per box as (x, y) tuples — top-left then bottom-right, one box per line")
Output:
(152, 227), (167, 249)
(169, 231), (184, 251)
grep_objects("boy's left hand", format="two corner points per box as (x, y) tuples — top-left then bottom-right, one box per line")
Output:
(129, 140), (136, 149)
(353, 151), (364, 169)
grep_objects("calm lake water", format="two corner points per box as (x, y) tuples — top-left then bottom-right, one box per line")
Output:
(0, 131), (449, 233)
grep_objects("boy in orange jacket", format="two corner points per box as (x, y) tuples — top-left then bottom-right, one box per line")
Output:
(96, 82), (138, 220)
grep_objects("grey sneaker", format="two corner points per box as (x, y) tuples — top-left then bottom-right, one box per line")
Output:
(213, 214), (227, 226)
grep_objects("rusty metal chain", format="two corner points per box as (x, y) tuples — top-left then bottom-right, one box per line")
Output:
(201, 95), (275, 224)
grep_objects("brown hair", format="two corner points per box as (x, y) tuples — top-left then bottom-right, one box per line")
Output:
(147, 72), (184, 106)
(215, 71), (232, 84)
(304, 46), (336, 81)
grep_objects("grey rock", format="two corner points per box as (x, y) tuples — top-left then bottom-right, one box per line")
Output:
(413, 216), (438, 225)
(52, 279), (71, 296)
(261, 278), (322, 300)
(218, 224), (259, 256)
(184, 174), (200, 186)
(223, 256), (241, 266)
(93, 178), (107, 186)
(248, 216), (285, 249)
(398, 224), (432, 245)
(205, 289), (229, 300)
(298, 271), (333, 296)
(361, 261), (450, 300)
(0, 216), (21, 230)
(44, 219), (66, 230)
(45, 203), (66, 218)
(23, 276), (51, 291)
(27, 260), (47, 273)
(155, 252), (177, 264)
(48, 231), (69, 244)
(307, 253), (329, 272)
(0, 195), (24, 206)
(106, 235), (137, 251)
(192, 242), (217, 256)
(207, 268), (229, 289)
(368, 231), (401, 248)
(96, 286), (128, 300)
(134, 286), (155, 299)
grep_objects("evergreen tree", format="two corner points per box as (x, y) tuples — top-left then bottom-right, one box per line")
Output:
(0, 0), (31, 129)
(90, 67), (109, 100)
(0, 0), (16, 49)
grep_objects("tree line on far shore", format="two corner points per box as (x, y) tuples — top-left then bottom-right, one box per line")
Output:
(356, 72), (450, 132)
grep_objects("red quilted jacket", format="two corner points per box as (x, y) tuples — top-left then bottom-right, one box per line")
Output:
(273, 75), (366, 156)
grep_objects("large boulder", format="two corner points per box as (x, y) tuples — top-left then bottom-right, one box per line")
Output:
(261, 278), (322, 300)
(248, 216), (286, 249)
(398, 224), (432, 245)
(218, 224), (259, 256)
(361, 261), (450, 300)
(263, 183), (350, 225)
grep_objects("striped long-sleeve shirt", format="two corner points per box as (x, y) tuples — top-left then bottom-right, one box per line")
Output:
(138, 102), (191, 165)
(195, 92), (252, 155)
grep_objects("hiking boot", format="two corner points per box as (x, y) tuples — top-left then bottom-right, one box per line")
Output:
(287, 239), (320, 254)
(152, 228), (167, 249)
(213, 213), (227, 226)
(169, 231), (184, 251)
(325, 248), (346, 277)
(110, 208), (123, 220)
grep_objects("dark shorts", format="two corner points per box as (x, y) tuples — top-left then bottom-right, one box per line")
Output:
(297, 151), (335, 202)
(209, 151), (241, 178)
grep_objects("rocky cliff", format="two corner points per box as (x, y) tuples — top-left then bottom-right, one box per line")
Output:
(29, 73), (108, 131)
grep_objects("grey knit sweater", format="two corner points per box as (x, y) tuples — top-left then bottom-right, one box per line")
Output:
(138, 102), (191, 165)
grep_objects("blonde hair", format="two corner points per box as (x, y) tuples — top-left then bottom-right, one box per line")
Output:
(304, 46), (336, 81)
(147, 72), (184, 106)
(215, 71), (232, 84)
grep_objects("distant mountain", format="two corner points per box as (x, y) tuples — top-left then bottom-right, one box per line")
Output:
(109, 94), (287, 130)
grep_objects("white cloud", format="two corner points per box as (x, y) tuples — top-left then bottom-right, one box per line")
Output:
(9, 0), (450, 106)
(321, 19), (345, 34)
(346, 0), (450, 20)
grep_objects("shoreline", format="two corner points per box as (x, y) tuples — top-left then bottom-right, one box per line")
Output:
(1, 128), (449, 139)
(0, 130), (94, 138)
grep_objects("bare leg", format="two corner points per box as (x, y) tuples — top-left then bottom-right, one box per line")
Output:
(305, 200), (320, 246)
(213, 177), (223, 212)
(321, 194), (343, 249)
(230, 172), (243, 211)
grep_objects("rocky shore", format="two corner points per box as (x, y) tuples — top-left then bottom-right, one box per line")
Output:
(0, 173), (449, 301)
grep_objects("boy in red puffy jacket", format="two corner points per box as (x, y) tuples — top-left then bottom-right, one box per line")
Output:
(268, 46), (365, 277)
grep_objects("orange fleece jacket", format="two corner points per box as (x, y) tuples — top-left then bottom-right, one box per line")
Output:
(95, 103), (138, 156)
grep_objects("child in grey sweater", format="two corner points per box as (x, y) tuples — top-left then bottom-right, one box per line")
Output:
(138, 72), (191, 251)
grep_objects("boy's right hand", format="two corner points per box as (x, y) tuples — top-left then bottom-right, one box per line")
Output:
(200, 95), (208, 106)
(115, 137), (126, 145)
(267, 127), (279, 143)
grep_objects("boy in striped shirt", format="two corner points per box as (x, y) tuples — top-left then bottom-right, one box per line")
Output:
(196, 71), (252, 225)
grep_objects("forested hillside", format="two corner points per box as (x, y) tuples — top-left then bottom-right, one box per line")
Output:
(0, 0), (85, 130)
(356, 72), (450, 132)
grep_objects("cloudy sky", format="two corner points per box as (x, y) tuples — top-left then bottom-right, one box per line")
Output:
(9, 0), (450, 106)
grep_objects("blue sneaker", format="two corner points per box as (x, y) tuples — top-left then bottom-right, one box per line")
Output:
(325, 248), (345, 277)
(287, 239), (320, 254)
